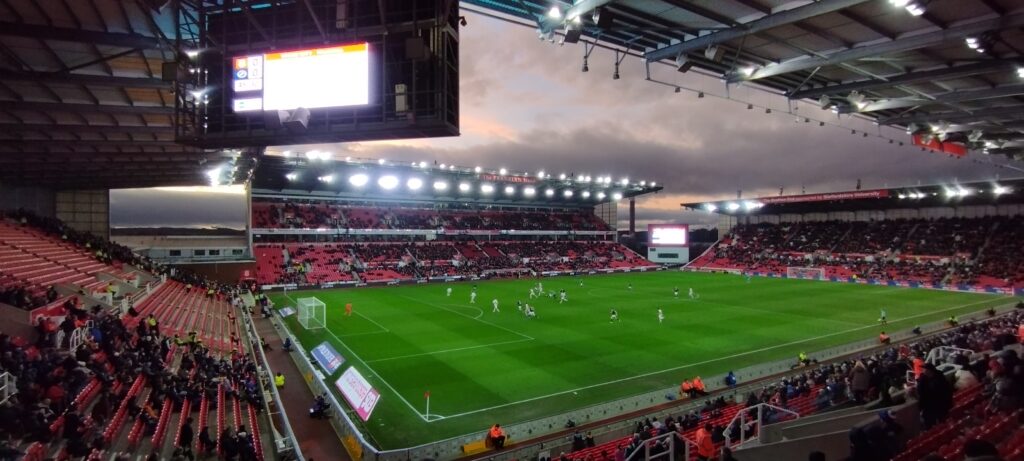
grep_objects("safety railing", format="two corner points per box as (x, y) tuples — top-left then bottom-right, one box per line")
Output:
(0, 371), (16, 405)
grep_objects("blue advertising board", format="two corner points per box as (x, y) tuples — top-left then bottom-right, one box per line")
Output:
(311, 341), (345, 374)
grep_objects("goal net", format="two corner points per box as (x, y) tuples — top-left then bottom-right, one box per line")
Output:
(297, 297), (327, 330)
(786, 266), (825, 280)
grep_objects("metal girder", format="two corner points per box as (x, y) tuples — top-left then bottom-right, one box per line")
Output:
(645, 0), (870, 62)
(0, 21), (165, 49)
(843, 83), (1024, 113)
(735, 12), (1024, 82)
(0, 100), (173, 115)
(0, 139), (180, 148)
(790, 60), (1022, 99)
(879, 105), (1024, 125)
(0, 123), (173, 135)
(0, 70), (170, 89)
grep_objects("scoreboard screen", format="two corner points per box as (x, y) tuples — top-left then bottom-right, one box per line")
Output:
(648, 224), (689, 247)
(231, 43), (370, 113)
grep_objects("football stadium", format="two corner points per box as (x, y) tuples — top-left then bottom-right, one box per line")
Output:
(0, 1), (1023, 461)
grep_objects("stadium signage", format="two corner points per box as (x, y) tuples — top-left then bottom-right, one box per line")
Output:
(759, 189), (889, 204)
(478, 174), (537, 184)
(311, 341), (345, 374)
(335, 367), (381, 421)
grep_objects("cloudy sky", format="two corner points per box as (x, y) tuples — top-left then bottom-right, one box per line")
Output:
(111, 9), (1014, 229)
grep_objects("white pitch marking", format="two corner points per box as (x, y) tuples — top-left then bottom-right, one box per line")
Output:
(365, 337), (535, 364)
(427, 296), (1008, 421)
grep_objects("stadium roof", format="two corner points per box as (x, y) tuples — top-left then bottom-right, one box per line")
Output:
(465, 0), (1024, 161)
(0, 0), (250, 189)
(252, 153), (663, 206)
(680, 177), (1024, 215)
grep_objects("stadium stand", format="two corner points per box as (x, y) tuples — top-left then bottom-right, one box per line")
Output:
(254, 240), (654, 285)
(690, 216), (1024, 289)
(251, 199), (612, 231)
(0, 212), (271, 460)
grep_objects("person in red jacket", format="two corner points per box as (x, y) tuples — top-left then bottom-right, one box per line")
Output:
(695, 422), (715, 461)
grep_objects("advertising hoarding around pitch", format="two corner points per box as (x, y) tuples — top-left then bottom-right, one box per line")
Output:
(335, 366), (381, 421)
(311, 341), (345, 375)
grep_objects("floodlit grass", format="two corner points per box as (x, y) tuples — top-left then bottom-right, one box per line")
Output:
(270, 271), (1013, 448)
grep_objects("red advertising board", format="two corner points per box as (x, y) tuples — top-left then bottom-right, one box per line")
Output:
(911, 135), (967, 157)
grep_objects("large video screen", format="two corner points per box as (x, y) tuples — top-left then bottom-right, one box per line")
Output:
(648, 224), (689, 247)
(232, 43), (370, 113)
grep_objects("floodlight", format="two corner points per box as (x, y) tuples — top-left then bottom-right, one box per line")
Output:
(957, 187), (971, 197)
(190, 88), (205, 99)
(407, 177), (424, 190)
(418, 161), (428, 168)
(906, 3), (924, 15)
(620, 178), (629, 185)
(524, 187), (536, 197)
(704, 203), (717, 212)
(744, 201), (763, 211)
(611, 192), (623, 200)
(537, 170), (546, 178)
(564, 190), (574, 197)
(651, 182), (657, 187)
(582, 191), (591, 198)
(282, 150), (292, 157)
(943, 188), (958, 198)
(349, 173), (369, 187)
(499, 168), (507, 175)
(597, 192), (606, 200)
(378, 175), (399, 190)
(185, 49), (200, 58)
(481, 184), (495, 194)
(559, 173), (567, 180)
(206, 167), (221, 183)
(378, 159), (386, 165)
(285, 172), (299, 181)
(319, 174), (335, 183)
(459, 182), (471, 192)
(439, 163), (447, 169)
(504, 185), (515, 195)
(319, 151), (331, 160)
(1017, 67), (1024, 78)
(889, 0), (910, 6)
(433, 180), (448, 191)
(548, 6), (561, 18)
(305, 150), (318, 160)
(726, 202), (740, 211)
(994, 185), (1010, 195)
(474, 166), (482, 173)
(545, 188), (555, 197)
(740, 66), (755, 77)
(898, 194), (906, 199)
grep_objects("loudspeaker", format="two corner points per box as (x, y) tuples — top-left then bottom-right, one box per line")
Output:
(704, 46), (725, 62)
(563, 28), (582, 44)
(161, 61), (185, 82)
(674, 54), (693, 73)
(284, 107), (311, 132)
(263, 110), (288, 130)
(593, 9), (613, 29)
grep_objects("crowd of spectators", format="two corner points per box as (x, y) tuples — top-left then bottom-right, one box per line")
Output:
(588, 307), (1023, 461)
(250, 199), (611, 231)
(698, 216), (1024, 287)
(0, 286), (263, 460)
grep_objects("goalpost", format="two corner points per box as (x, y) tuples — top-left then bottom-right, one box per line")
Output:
(786, 266), (826, 280)
(297, 297), (327, 330)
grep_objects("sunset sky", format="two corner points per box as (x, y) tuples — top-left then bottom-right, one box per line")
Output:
(110, 10), (1014, 229)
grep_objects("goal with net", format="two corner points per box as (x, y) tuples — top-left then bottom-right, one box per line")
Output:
(297, 297), (327, 330)
(786, 266), (826, 280)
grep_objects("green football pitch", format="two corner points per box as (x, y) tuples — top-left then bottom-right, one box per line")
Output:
(270, 271), (1015, 449)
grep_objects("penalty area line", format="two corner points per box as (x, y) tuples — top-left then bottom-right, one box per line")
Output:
(364, 337), (535, 364)
(431, 296), (1007, 421)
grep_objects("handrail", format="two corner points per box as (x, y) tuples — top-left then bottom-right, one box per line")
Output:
(723, 403), (800, 449)
(239, 296), (306, 461)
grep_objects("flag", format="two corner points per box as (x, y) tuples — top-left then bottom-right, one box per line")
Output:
(424, 391), (430, 399)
